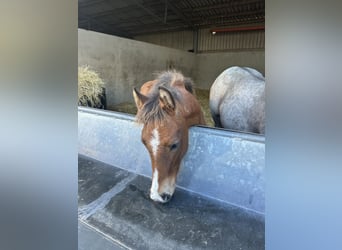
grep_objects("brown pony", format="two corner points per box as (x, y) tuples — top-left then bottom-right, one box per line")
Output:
(133, 71), (205, 203)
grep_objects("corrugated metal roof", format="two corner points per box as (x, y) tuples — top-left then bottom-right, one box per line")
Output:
(79, 0), (265, 38)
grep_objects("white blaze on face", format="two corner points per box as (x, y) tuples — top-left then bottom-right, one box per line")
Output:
(150, 169), (164, 202)
(148, 128), (175, 203)
(150, 128), (160, 157)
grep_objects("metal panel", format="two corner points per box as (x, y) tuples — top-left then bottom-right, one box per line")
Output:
(78, 107), (265, 213)
(135, 27), (264, 52)
(134, 30), (194, 51)
(198, 27), (265, 52)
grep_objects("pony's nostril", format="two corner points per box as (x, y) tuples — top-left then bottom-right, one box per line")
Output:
(161, 193), (172, 202)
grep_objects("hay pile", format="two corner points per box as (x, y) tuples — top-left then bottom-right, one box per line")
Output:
(78, 65), (106, 109)
(195, 88), (214, 127)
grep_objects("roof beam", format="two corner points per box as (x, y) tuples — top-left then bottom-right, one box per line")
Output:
(131, 26), (192, 36)
(190, 10), (264, 22)
(158, 0), (193, 28)
(110, 20), (186, 33)
(186, 1), (264, 13)
(123, 20), (186, 31)
(193, 17), (265, 27)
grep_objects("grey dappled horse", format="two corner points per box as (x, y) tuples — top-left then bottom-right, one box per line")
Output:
(209, 66), (265, 134)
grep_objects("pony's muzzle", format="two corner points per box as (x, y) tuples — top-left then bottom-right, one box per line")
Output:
(161, 193), (172, 202)
(150, 170), (176, 203)
(150, 191), (173, 203)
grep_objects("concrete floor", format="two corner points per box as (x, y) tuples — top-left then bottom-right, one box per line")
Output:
(78, 155), (265, 250)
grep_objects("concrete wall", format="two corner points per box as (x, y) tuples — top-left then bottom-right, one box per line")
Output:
(78, 29), (196, 107)
(79, 29), (265, 105)
(134, 30), (194, 52)
(194, 50), (265, 89)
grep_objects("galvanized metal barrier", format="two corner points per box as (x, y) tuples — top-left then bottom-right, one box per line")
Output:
(78, 107), (265, 214)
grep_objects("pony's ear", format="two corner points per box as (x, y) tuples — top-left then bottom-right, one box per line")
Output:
(133, 87), (148, 110)
(159, 86), (175, 112)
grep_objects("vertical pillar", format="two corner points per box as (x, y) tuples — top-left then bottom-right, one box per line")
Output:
(193, 29), (199, 53)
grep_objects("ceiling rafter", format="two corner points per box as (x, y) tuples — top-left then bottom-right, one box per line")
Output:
(78, 0), (265, 37)
(184, 1), (264, 13)
(158, 0), (194, 28)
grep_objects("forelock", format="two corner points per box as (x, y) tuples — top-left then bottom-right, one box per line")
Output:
(135, 71), (186, 124)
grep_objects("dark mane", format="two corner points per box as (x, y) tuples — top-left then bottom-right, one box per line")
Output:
(136, 70), (194, 124)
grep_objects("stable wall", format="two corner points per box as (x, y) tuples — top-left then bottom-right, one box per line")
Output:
(78, 29), (196, 107)
(79, 29), (265, 105)
(194, 50), (265, 89)
(134, 27), (265, 53)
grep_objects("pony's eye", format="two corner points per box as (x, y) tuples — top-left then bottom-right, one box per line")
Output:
(170, 143), (178, 151)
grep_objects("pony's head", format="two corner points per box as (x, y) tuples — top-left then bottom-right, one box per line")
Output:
(133, 72), (200, 203)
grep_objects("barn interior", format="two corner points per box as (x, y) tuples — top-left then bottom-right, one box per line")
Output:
(78, 0), (265, 126)
(78, 1), (265, 249)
